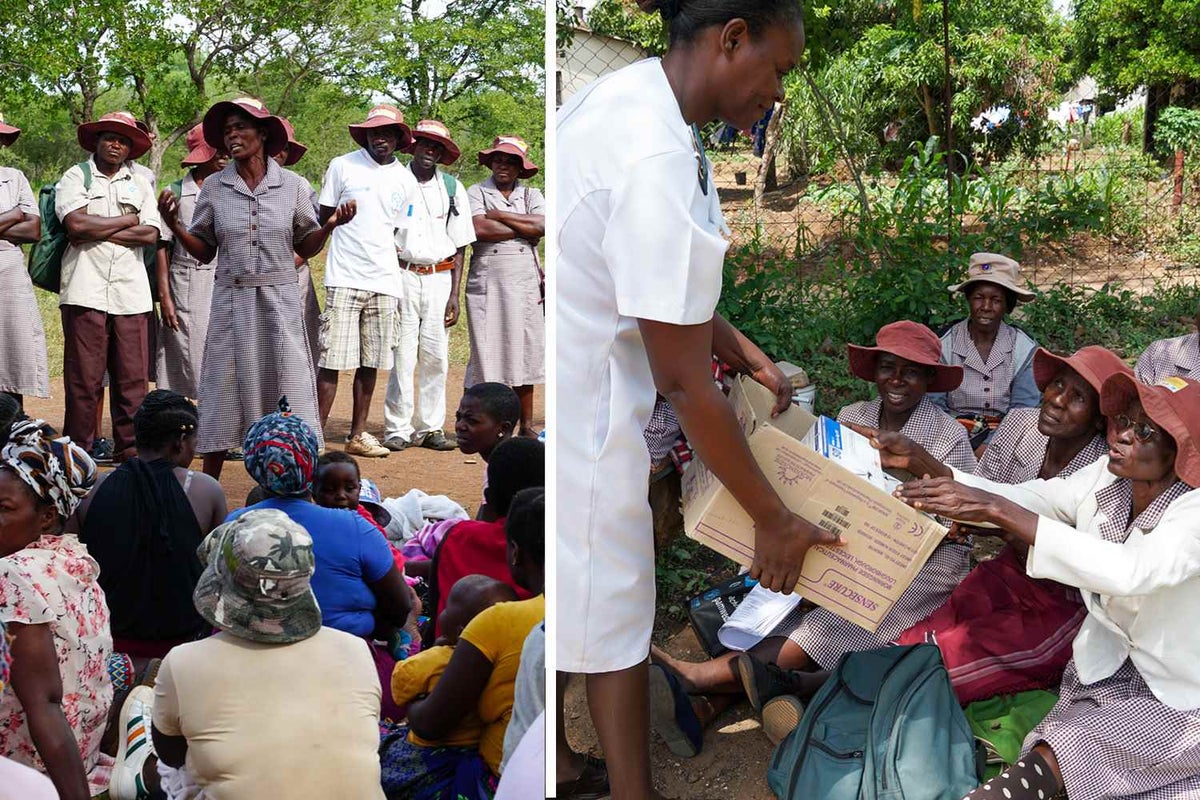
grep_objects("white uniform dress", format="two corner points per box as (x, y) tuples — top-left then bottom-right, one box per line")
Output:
(557, 58), (729, 673)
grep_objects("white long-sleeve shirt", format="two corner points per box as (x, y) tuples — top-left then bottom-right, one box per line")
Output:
(951, 457), (1200, 709)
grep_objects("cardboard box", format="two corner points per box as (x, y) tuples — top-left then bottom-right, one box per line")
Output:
(681, 377), (947, 632)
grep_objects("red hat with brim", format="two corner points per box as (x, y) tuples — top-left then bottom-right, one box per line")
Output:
(403, 119), (460, 165)
(277, 117), (307, 166)
(478, 135), (538, 178)
(181, 123), (220, 167)
(202, 98), (288, 158)
(847, 320), (964, 393)
(0, 116), (20, 147)
(349, 105), (413, 152)
(77, 111), (153, 160)
(1033, 345), (1133, 395)
(1101, 374), (1200, 488)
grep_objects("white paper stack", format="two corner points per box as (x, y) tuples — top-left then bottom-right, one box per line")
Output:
(801, 416), (889, 492)
(717, 583), (805, 652)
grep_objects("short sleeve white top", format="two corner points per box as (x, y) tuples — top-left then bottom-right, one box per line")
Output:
(394, 168), (475, 265)
(318, 149), (419, 298)
(555, 58), (729, 673)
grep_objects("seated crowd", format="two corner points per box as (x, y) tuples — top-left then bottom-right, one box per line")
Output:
(0, 380), (546, 800)
(591, 252), (1200, 800)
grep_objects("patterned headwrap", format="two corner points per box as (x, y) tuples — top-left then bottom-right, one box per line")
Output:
(0, 419), (97, 520)
(242, 397), (320, 497)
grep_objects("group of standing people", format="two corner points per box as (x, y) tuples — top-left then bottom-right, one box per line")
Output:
(0, 97), (545, 475)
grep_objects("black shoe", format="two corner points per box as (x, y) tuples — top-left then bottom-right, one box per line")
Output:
(382, 436), (413, 452)
(225, 448), (244, 461)
(419, 431), (456, 451)
(90, 437), (114, 465)
(737, 652), (808, 712)
(556, 754), (609, 800)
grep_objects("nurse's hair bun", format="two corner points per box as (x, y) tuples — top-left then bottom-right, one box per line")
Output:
(636, 0), (684, 19)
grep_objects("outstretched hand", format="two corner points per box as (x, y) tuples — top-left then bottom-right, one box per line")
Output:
(328, 200), (357, 227)
(751, 509), (844, 594)
(894, 476), (998, 524)
(157, 189), (180, 230)
(846, 422), (949, 478)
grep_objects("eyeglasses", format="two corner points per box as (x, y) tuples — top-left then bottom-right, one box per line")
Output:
(1113, 414), (1158, 443)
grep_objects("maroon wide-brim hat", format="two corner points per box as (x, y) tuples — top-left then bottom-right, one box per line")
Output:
(349, 105), (413, 152)
(403, 119), (460, 165)
(77, 111), (153, 160)
(202, 98), (287, 158)
(277, 116), (307, 166)
(1033, 345), (1132, 395)
(847, 319), (964, 393)
(478, 135), (538, 178)
(0, 114), (20, 147)
(181, 123), (220, 167)
(1101, 374), (1200, 487)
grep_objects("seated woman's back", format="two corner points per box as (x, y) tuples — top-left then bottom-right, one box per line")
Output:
(230, 498), (394, 637)
(73, 392), (226, 644)
(153, 628), (384, 799)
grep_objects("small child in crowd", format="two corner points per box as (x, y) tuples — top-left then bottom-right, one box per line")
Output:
(455, 382), (520, 521)
(390, 575), (517, 741)
(314, 451), (404, 570)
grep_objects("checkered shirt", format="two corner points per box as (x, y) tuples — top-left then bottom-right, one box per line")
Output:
(774, 396), (976, 667)
(941, 320), (1031, 417)
(976, 407), (1108, 484)
(642, 358), (736, 473)
(1134, 332), (1200, 384)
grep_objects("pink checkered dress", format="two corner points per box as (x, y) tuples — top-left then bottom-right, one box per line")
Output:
(775, 397), (978, 667)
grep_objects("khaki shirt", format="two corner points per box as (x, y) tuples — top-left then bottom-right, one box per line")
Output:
(55, 155), (160, 314)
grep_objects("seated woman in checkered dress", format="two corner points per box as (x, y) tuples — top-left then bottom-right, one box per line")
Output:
(648, 322), (977, 746)
(879, 346), (1130, 705)
(897, 376), (1200, 800)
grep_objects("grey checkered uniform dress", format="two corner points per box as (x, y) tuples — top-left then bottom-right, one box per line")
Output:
(156, 172), (216, 397)
(1134, 332), (1200, 384)
(188, 159), (323, 453)
(0, 167), (49, 397)
(775, 397), (978, 667)
(464, 178), (546, 388)
(977, 407), (1108, 484)
(1022, 480), (1200, 799)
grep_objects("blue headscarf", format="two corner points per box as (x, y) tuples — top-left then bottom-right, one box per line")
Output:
(242, 397), (320, 497)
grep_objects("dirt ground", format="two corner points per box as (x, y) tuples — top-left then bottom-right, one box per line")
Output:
(22, 364), (542, 515)
(563, 623), (780, 800)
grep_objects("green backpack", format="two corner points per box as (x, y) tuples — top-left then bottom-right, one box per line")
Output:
(768, 644), (983, 800)
(28, 161), (158, 293)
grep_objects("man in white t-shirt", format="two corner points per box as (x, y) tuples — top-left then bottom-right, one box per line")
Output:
(317, 105), (419, 458)
(382, 119), (476, 451)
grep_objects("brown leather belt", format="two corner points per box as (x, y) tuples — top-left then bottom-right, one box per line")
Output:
(400, 257), (455, 274)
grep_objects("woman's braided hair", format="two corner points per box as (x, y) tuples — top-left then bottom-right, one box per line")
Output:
(133, 390), (199, 450)
(635, 0), (803, 46)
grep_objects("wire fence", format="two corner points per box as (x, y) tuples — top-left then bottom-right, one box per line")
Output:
(560, 38), (1200, 296)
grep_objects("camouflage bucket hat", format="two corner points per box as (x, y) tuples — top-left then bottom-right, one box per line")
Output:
(193, 509), (322, 644)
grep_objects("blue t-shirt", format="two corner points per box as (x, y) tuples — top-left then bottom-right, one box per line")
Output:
(228, 497), (395, 637)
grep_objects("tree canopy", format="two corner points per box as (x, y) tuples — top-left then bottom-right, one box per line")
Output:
(0, 0), (544, 188)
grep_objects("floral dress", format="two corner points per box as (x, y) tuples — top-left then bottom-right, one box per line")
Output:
(0, 535), (115, 795)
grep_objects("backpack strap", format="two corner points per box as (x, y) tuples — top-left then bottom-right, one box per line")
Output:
(441, 171), (458, 219)
(80, 160), (92, 192)
(169, 178), (184, 200)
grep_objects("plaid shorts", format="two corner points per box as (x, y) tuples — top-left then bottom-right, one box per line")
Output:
(318, 287), (398, 371)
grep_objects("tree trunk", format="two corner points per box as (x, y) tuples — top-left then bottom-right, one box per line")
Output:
(1143, 83), (1169, 154)
(1121, 117), (1132, 146)
(920, 84), (939, 137)
(754, 100), (786, 208)
(1173, 148), (1185, 215)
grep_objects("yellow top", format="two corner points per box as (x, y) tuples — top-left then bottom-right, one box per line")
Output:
(392, 645), (485, 748)
(459, 595), (545, 774)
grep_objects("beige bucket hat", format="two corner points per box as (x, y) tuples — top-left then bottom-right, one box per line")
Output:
(947, 253), (1036, 303)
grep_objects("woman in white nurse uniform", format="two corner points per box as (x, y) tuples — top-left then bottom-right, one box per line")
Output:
(555, 1), (838, 797)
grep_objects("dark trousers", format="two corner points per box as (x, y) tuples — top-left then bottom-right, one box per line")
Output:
(61, 305), (150, 456)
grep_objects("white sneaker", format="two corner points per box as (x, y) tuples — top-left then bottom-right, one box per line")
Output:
(108, 685), (156, 800)
(345, 431), (390, 458)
